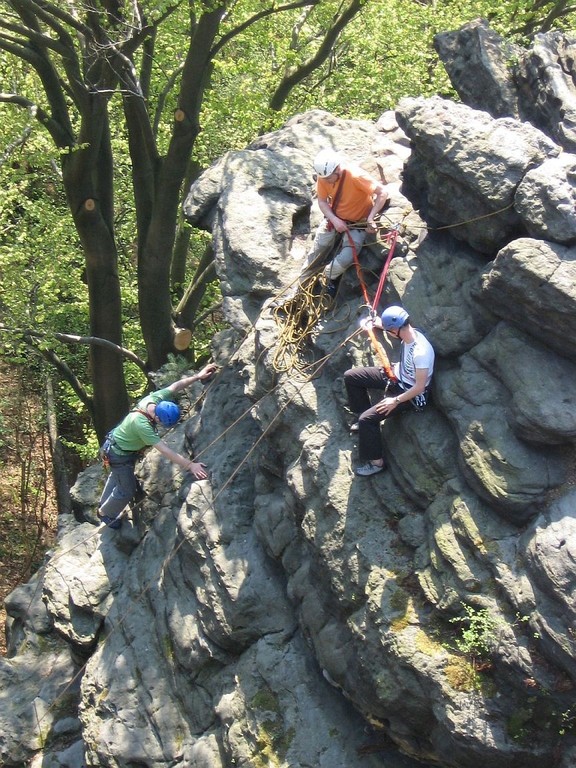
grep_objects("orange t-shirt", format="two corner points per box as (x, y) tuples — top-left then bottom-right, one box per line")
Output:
(316, 164), (379, 222)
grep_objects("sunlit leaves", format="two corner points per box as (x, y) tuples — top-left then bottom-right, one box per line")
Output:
(1, 0), (574, 449)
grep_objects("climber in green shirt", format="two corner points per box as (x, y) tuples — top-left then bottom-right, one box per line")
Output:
(97, 362), (217, 529)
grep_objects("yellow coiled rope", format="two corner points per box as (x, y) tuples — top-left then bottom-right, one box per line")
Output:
(271, 272), (334, 373)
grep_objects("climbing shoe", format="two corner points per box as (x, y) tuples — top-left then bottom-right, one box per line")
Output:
(355, 461), (385, 477)
(97, 510), (122, 529)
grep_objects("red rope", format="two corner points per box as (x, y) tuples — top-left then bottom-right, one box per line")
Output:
(348, 227), (398, 381)
(372, 227), (399, 310)
(348, 228), (371, 307)
(348, 225), (400, 313)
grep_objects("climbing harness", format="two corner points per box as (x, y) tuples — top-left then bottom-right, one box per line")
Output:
(132, 407), (158, 429)
(100, 406), (159, 469)
(100, 435), (112, 469)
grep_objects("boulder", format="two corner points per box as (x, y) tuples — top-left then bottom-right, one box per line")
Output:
(436, 20), (576, 154)
(434, 19), (522, 118)
(478, 237), (576, 362)
(395, 95), (560, 253)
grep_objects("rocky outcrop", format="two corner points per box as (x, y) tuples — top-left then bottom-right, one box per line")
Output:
(3, 22), (576, 768)
(436, 18), (576, 153)
(396, 95), (561, 252)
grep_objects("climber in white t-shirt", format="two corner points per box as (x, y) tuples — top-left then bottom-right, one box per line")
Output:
(344, 305), (435, 477)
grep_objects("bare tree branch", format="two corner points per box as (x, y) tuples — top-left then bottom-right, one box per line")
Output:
(192, 301), (223, 327)
(0, 324), (153, 386)
(153, 61), (184, 137)
(15, 335), (93, 412)
(539, 0), (576, 31)
(0, 120), (32, 167)
(211, 0), (319, 57)
(10, 0), (90, 37)
(0, 93), (72, 145)
(52, 332), (150, 375)
(269, 0), (365, 110)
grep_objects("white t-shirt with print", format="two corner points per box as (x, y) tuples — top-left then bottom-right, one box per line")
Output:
(394, 329), (435, 388)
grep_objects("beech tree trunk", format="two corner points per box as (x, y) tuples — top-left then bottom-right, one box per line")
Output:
(135, 5), (226, 371)
(61, 97), (129, 439)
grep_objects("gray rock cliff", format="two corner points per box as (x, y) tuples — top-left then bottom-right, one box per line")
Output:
(3, 22), (576, 768)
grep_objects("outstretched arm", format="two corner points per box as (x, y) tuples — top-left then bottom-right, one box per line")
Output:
(167, 362), (218, 394)
(154, 440), (208, 479)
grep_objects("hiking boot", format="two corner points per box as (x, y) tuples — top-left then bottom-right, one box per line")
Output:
(355, 461), (385, 477)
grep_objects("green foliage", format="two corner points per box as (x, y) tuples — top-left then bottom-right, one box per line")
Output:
(0, 126), (91, 441)
(154, 354), (197, 388)
(507, 705), (533, 742)
(60, 427), (100, 464)
(506, 697), (576, 743)
(0, 0), (572, 447)
(558, 706), (576, 736)
(192, 0), (573, 158)
(449, 603), (501, 658)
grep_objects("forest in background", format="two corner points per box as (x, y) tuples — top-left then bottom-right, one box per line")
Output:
(0, 0), (574, 632)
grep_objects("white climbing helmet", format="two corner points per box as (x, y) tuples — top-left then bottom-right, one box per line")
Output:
(313, 148), (341, 178)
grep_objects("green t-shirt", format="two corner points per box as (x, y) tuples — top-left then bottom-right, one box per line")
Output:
(110, 388), (174, 454)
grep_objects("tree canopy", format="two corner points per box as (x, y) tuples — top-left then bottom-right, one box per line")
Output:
(0, 0), (573, 444)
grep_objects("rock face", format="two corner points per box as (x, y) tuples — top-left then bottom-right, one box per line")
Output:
(3, 22), (576, 768)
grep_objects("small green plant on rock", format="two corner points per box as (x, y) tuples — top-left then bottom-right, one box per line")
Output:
(450, 603), (500, 658)
(558, 706), (576, 736)
(507, 706), (533, 742)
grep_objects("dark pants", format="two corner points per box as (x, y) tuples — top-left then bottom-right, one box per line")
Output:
(344, 366), (412, 462)
(99, 440), (138, 518)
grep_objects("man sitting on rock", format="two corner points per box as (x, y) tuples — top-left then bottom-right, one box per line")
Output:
(344, 306), (434, 476)
(299, 148), (390, 297)
(97, 362), (217, 528)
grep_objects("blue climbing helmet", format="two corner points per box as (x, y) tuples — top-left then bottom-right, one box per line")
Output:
(155, 400), (181, 426)
(381, 305), (410, 330)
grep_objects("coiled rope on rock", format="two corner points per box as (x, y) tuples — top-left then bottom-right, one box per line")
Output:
(271, 215), (407, 375)
(271, 272), (334, 373)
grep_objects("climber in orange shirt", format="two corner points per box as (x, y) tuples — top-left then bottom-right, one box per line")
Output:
(300, 148), (389, 296)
